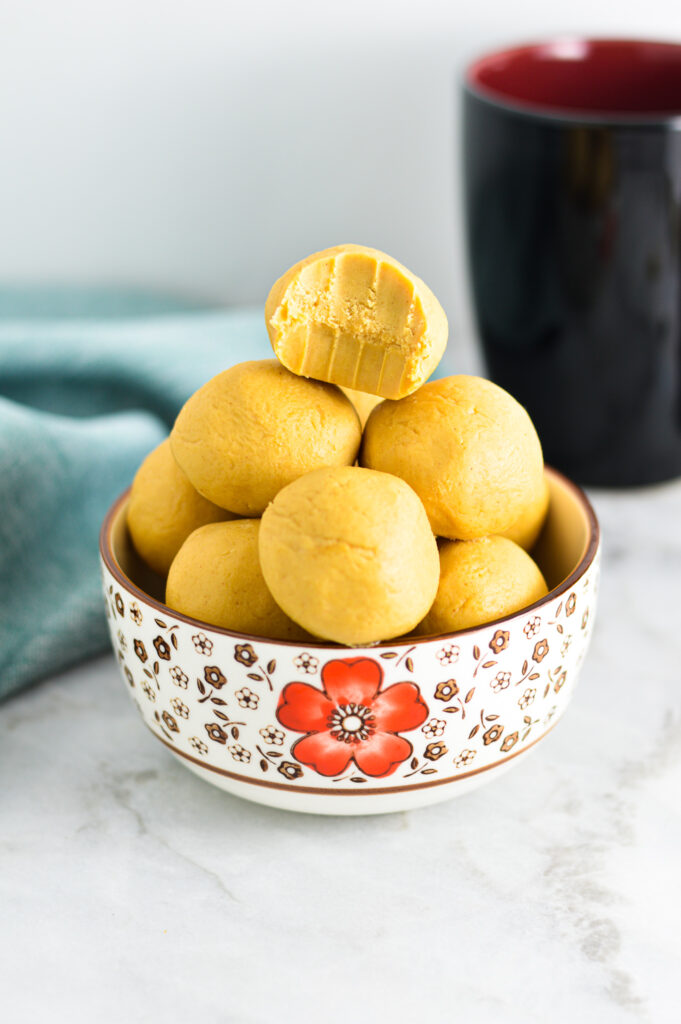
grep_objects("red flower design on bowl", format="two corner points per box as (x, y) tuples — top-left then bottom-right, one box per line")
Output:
(276, 657), (428, 778)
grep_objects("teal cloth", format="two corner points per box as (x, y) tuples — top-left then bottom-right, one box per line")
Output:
(0, 289), (270, 701)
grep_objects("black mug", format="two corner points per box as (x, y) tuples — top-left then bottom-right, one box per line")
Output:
(463, 38), (681, 486)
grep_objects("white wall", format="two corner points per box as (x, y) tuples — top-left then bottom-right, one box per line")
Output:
(2, 0), (681, 341)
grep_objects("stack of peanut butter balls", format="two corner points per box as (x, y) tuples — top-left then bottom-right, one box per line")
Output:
(127, 244), (549, 646)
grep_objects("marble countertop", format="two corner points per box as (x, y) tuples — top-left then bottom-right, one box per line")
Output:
(1, 481), (679, 1024)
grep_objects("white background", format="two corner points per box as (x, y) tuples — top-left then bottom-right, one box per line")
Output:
(2, 1), (681, 337)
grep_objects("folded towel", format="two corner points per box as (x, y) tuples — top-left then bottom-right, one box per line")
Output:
(0, 289), (270, 700)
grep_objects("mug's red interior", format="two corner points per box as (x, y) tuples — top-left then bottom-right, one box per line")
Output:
(467, 38), (681, 116)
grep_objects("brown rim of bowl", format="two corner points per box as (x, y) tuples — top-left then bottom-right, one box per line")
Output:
(99, 465), (600, 650)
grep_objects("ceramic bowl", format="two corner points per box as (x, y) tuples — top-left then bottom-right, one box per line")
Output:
(100, 467), (599, 815)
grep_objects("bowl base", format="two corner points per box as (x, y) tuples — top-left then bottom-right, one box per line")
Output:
(171, 747), (535, 815)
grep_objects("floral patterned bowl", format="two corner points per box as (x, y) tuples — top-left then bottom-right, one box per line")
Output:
(100, 467), (599, 815)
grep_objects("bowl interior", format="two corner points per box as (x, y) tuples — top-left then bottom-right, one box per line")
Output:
(532, 468), (593, 589)
(104, 466), (596, 641)
(110, 503), (167, 603)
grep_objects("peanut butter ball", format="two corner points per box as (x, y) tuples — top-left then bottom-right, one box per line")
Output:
(502, 474), (550, 551)
(265, 244), (448, 400)
(259, 466), (439, 646)
(127, 439), (235, 576)
(417, 536), (549, 635)
(361, 374), (544, 540)
(170, 360), (361, 516)
(166, 519), (308, 640)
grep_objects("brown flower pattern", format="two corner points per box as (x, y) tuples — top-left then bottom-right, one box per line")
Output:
(437, 645), (460, 665)
(278, 761), (304, 781)
(294, 653), (319, 674)
(129, 601), (143, 625)
(422, 718), (446, 738)
(141, 680), (156, 702)
(153, 636), (171, 661)
(518, 688), (536, 710)
(115, 593), (125, 616)
(170, 698), (189, 718)
(228, 743), (251, 763)
(259, 725), (285, 746)
(424, 742), (448, 761)
(134, 639), (148, 663)
(566, 593), (577, 616)
(553, 671), (567, 694)
(483, 724), (504, 745)
(434, 679), (459, 702)
(205, 722), (227, 744)
(204, 666), (226, 689)
(523, 616), (541, 638)
(532, 639), (549, 663)
(162, 711), (179, 733)
(235, 687), (259, 710)
(500, 732), (518, 752)
(489, 630), (509, 654)
(234, 643), (257, 667)
(170, 666), (188, 688)
(454, 749), (476, 768)
(490, 671), (511, 692)
(189, 737), (209, 756)
(192, 633), (213, 656)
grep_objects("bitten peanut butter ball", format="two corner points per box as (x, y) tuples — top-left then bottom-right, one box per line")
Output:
(265, 244), (448, 400)
(417, 536), (549, 635)
(166, 519), (309, 640)
(258, 466), (440, 646)
(170, 360), (361, 516)
(127, 439), (235, 576)
(502, 474), (550, 551)
(361, 374), (544, 540)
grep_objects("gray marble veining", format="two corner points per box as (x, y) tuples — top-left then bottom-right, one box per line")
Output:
(1, 481), (680, 1023)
